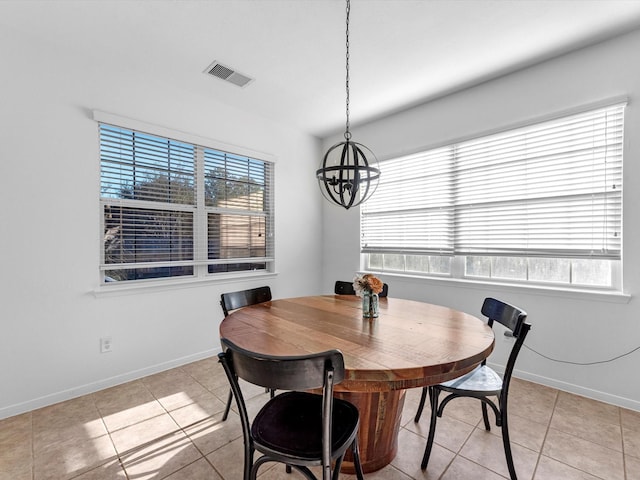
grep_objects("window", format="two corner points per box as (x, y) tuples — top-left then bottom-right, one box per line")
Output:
(362, 102), (624, 290)
(99, 122), (274, 283)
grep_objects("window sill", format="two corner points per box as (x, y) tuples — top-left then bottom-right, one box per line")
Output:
(92, 271), (278, 297)
(377, 272), (631, 304)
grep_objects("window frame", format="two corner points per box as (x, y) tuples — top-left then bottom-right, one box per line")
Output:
(95, 111), (276, 289)
(360, 100), (626, 294)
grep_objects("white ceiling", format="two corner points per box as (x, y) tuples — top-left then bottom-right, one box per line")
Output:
(3, 0), (640, 138)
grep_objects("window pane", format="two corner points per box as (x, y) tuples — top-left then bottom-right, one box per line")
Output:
(429, 256), (451, 274)
(572, 259), (611, 286)
(100, 120), (274, 284)
(528, 258), (570, 283)
(204, 150), (268, 211)
(105, 266), (193, 282)
(368, 254), (383, 270)
(466, 256), (491, 277)
(104, 206), (193, 265)
(383, 254), (405, 271)
(208, 213), (266, 260)
(406, 255), (430, 273)
(492, 257), (527, 280)
(100, 126), (195, 205)
(208, 262), (267, 274)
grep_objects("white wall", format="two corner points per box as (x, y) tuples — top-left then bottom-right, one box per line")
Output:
(0, 25), (324, 419)
(322, 28), (640, 411)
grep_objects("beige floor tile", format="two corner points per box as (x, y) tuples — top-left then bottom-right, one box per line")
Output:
(533, 455), (602, 480)
(206, 437), (249, 480)
(408, 410), (476, 454)
(0, 412), (31, 441)
(433, 395), (484, 427)
(168, 392), (228, 428)
(440, 455), (507, 480)
(349, 464), (412, 480)
(459, 427), (538, 479)
(110, 413), (181, 454)
(7, 356), (639, 480)
(182, 358), (230, 393)
(550, 406), (623, 452)
(509, 378), (558, 425)
(542, 428), (624, 480)
(625, 427), (640, 459)
(392, 427), (455, 479)
(0, 413), (33, 480)
(164, 458), (223, 479)
(33, 434), (118, 480)
(622, 407), (640, 431)
(143, 368), (213, 411)
(119, 431), (202, 480)
(555, 391), (620, 426)
(258, 464), (323, 480)
(32, 395), (107, 453)
(484, 410), (548, 452)
(0, 460), (31, 480)
(72, 459), (128, 479)
(626, 454), (640, 480)
(93, 379), (166, 432)
(183, 411), (243, 456)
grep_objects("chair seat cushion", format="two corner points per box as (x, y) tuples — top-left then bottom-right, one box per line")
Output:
(440, 365), (502, 394)
(252, 391), (359, 460)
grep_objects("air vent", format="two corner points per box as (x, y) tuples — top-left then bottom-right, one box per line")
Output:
(204, 61), (253, 88)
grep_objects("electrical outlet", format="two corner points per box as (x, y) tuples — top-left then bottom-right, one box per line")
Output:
(100, 337), (113, 353)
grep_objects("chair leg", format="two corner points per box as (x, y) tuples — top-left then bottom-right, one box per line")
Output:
(270, 388), (275, 399)
(414, 387), (428, 422)
(500, 408), (517, 480)
(421, 387), (440, 470)
(350, 437), (365, 480)
(481, 401), (491, 430)
(222, 389), (233, 421)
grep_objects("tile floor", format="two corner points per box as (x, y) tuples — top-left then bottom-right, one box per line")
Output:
(1, 356), (639, 480)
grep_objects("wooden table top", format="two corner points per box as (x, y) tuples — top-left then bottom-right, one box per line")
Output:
(219, 295), (495, 392)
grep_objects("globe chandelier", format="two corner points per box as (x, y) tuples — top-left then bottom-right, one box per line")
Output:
(316, 0), (380, 210)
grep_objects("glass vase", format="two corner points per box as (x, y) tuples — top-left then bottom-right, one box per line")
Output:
(362, 292), (379, 318)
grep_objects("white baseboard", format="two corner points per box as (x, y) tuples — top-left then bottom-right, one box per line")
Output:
(0, 348), (221, 420)
(488, 361), (640, 413)
(3, 352), (638, 420)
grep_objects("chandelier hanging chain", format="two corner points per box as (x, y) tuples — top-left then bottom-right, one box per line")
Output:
(315, 0), (380, 210)
(344, 0), (351, 140)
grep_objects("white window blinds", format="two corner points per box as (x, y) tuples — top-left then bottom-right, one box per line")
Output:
(361, 103), (624, 260)
(100, 123), (274, 282)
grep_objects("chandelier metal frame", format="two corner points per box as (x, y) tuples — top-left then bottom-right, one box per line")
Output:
(316, 0), (380, 210)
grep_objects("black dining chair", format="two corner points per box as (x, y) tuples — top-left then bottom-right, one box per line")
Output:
(218, 337), (365, 480)
(220, 286), (273, 421)
(414, 297), (530, 480)
(334, 280), (389, 297)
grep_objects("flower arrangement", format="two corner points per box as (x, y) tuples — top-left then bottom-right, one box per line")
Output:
(353, 273), (384, 296)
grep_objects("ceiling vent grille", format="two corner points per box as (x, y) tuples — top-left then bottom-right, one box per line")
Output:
(204, 61), (253, 88)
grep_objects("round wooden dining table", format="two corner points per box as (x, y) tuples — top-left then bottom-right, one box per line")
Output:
(219, 294), (494, 473)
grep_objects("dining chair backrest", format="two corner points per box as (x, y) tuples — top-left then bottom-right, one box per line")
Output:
(218, 337), (358, 480)
(481, 297), (528, 338)
(220, 337), (345, 391)
(480, 297), (530, 371)
(220, 286), (272, 316)
(334, 280), (389, 297)
(334, 280), (356, 295)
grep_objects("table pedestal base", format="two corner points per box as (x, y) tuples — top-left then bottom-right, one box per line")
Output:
(334, 389), (406, 473)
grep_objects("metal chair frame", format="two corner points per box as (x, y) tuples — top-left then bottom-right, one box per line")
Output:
(220, 286), (273, 421)
(218, 337), (365, 480)
(414, 297), (530, 480)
